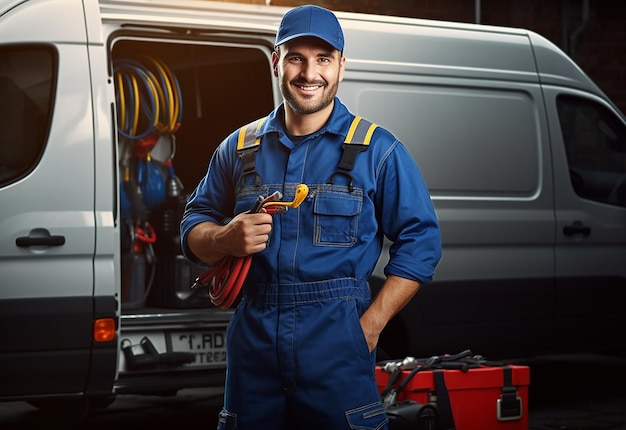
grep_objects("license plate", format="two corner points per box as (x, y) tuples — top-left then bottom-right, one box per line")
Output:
(167, 330), (227, 367)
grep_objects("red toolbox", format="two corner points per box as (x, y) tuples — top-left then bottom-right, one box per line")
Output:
(376, 355), (530, 430)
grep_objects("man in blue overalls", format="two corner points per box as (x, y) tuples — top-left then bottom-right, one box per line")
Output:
(181, 5), (441, 429)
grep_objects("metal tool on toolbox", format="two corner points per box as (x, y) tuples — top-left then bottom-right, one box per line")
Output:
(191, 184), (309, 309)
(378, 350), (527, 429)
(380, 350), (474, 405)
(382, 357), (419, 373)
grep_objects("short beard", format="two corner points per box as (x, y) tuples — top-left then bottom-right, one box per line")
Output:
(280, 78), (339, 115)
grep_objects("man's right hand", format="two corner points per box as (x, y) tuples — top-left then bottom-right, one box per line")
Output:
(187, 212), (273, 264)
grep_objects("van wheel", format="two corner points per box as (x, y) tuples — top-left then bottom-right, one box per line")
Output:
(28, 395), (115, 418)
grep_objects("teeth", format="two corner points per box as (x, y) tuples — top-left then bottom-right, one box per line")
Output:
(299, 85), (320, 90)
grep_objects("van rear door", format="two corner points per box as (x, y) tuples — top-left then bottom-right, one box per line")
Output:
(0, 0), (114, 400)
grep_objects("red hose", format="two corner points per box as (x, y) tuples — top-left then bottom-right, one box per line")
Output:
(194, 255), (252, 309)
(192, 185), (309, 309)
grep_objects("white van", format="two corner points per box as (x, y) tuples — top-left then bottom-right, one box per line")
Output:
(1, 0), (625, 413)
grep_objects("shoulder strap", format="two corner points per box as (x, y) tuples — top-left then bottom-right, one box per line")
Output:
(345, 115), (378, 145)
(236, 117), (266, 177)
(338, 116), (378, 171)
(237, 115), (377, 188)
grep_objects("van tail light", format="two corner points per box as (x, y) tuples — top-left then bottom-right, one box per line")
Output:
(93, 318), (116, 342)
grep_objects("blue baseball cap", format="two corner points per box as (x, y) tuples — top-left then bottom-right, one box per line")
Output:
(275, 5), (344, 52)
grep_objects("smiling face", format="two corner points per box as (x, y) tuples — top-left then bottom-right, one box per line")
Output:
(273, 36), (345, 123)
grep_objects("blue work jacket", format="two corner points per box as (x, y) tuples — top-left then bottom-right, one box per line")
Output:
(181, 98), (441, 290)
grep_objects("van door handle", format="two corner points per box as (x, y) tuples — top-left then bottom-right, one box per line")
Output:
(16, 235), (66, 247)
(563, 222), (591, 237)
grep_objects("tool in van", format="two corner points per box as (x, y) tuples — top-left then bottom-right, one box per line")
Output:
(114, 56), (185, 308)
(191, 184), (309, 309)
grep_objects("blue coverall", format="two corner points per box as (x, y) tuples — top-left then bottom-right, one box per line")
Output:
(181, 98), (441, 429)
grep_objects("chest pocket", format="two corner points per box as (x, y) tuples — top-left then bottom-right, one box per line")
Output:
(313, 116), (376, 247)
(313, 186), (363, 247)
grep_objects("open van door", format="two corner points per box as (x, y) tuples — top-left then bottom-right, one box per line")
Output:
(0, 0), (117, 408)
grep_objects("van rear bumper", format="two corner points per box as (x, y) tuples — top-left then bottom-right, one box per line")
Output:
(114, 368), (226, 395)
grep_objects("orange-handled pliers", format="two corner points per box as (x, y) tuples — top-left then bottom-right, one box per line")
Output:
(192, 184), (309, 309)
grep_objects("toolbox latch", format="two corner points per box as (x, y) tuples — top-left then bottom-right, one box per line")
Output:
(497, 387), (522, 421)
(497, 366), (523, 421)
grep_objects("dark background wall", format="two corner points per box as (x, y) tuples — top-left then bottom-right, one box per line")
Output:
(223, 0), (626, 116)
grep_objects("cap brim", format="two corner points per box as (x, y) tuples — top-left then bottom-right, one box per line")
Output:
(275, 33), (342, 51)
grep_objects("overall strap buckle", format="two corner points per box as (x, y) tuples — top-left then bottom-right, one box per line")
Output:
(339, 115), (378, 170)
(328, 116), (378, 191)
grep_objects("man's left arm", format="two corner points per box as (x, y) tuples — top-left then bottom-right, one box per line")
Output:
(361, 138), (441, 352)
(360, 275), (421, 352)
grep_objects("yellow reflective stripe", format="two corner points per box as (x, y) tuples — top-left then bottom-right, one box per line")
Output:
(237, 125), (248, 150)
(237, 117), (266, 151)
(363, 122), (378, 145)
(344, 116), (362, 144)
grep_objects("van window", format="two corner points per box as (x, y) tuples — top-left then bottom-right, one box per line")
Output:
(0, 46), (55, 187)
(557, 95), (626, 207)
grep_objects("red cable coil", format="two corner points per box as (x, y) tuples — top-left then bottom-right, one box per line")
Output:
(194, 254), (252, 309)
(193, 185), (309, 309)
